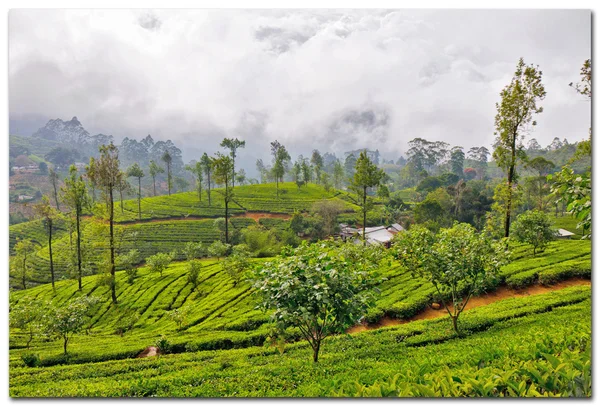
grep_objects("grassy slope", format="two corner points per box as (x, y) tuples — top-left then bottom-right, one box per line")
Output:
(10, 183), (387, 287)
(9, 285), (591, 397)
(9, 240), (591, 371)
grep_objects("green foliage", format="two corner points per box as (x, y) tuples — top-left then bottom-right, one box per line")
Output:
(146, 252), (175, 276)
(223, 244), (252, 286)
(45, 295), (100, 355)
(251, 240), (385, 362)
(208, 240), (230, 261)
(548, 166), (591, 238)
(186, 260), (202, 289)
(392, 223), (507, 334)
(155, 336), (171, 354)
(20, 353), (41, 368)
(511, 210), (558, 254)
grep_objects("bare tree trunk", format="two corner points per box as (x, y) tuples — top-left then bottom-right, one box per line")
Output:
(138, 177), (142, 220)
(76, 207), (82, 290)
(363, 186), (367, 246)
(153, 176), (156, 196)
(48, 219), (55, 290)
(109, 187), (117, 304)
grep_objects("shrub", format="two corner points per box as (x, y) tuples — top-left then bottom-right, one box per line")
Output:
(21, 353), (41, 368)
(511, 210), (558, 255)
(155, 336), (171, 354)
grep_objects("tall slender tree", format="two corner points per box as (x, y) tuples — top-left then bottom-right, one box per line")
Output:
(333, 159), (345, 189)
(86, 158), (98, 202)
(48, 169), (61, 210)
(161, 150), (173, 196)
(310, 150), (324, 184)
(212, 153), (234, 244)
(148, 160), (164, 197)
(220, 138), (246, 188)
(87, 143), (123, 304)
(32, 196), (59, 290)
(449, 146), (465, 177)
(200, 153), (213, 206)
(185, 161), (203, 201)
(350, 151), (385, 244)
(13, 239), (35, 290)
(127, 163), (145, 220)
(270, 140), (291, 199)
(61, 165), (89, 290)
(493, 58), (546, 238)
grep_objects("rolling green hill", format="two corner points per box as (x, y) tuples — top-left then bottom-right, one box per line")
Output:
(8, 238), (591, 396)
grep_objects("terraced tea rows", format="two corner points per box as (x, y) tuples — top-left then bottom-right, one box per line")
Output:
(9, 284), (591, 397)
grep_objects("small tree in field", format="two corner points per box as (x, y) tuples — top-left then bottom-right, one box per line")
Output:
(183, 241), (204, 261)
(119, 249), (141, 284)
(46, 296), (99, 355)
(12, 239), (35, 290)
(187, 260), (202, 290)
(146, 252), (175, 277)
(10, 301), (44, 349)
(251, 240), (385, 362)
(392, 223), (507, 335)
(208, 240), (230, 261)
(223, 244), (252, 286)
(512, 210), (558, 255)
(350, 151), (385, 244)
(32, 196), (60, 290)
(167, 306), (189, 330)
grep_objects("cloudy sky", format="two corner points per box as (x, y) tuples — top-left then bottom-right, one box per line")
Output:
(9, 9), (591, 167)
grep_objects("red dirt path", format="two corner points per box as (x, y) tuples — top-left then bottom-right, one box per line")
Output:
(347, 278), (591, 334)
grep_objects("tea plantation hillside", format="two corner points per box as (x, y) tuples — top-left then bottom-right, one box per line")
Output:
(9, 182), (390, 288)
(10, 239), (590, 377)
(113, 182), (368, 222)
(9, 281), (591, 396)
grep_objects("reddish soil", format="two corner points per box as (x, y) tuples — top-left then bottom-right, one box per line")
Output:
(137, 346), (159, 358)
(348, 278), (591, 334)
(233, 212), (291, 221)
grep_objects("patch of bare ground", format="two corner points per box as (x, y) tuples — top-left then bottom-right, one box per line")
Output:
(348, 278), (591, 334)
(137, 346), (159, 358)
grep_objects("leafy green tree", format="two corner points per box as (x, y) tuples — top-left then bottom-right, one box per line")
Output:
(46, 296), (99, 355)
(549, 166), (591, 238)
(344, 154), (357, 180)
(301, 158), (311, 185)
(350, 151), (385, 243)
(87, 143), (123, 304)
(48, 168), (61, 210)
(61, 165), (90, 290)
(270, 140), (291, 198)
(174, 176), (189, 192)
(251, 240), (385, 362)
(292, 160), (303, 189)
(167, 306), (189, 330)
(449, 146), (465, 176)
(393, 223), (507, 335)
(12, 239), (35, 290)
(116, 172), (131, 214)
(119, 249), (141, 284)
(223, 244), (252, 286)
(183, 241), (204, 261)
(187, 260), (202, 290)
(493, 58), (546, 238)
(146, 252), (175, 277)
(38, 161), (48, 175)
(468, 146), (490, 181)
(185, 162), (203, 201)
(161, 150), (173, 196)
(236, 168), (247, 186)
(220, 138), (246, 188)
(126, 163), (145, 220)
(311, 150), (324, 183)
(148, 160), (164, 196)
(333, 159), (345, 189)
(212, 152), (235, 243)
(10, 300), (44, 349)
(311, 200), (345, 236)
(512, 210), (558, 255)
(208, 240), (230, 261)
(32, 196), (60, 289)
(200, 153), (213, 205)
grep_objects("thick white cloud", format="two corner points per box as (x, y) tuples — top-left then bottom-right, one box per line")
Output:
(9, 9), (591, 168)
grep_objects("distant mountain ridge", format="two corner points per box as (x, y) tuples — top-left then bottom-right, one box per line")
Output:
(32, 116), (113, 147)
